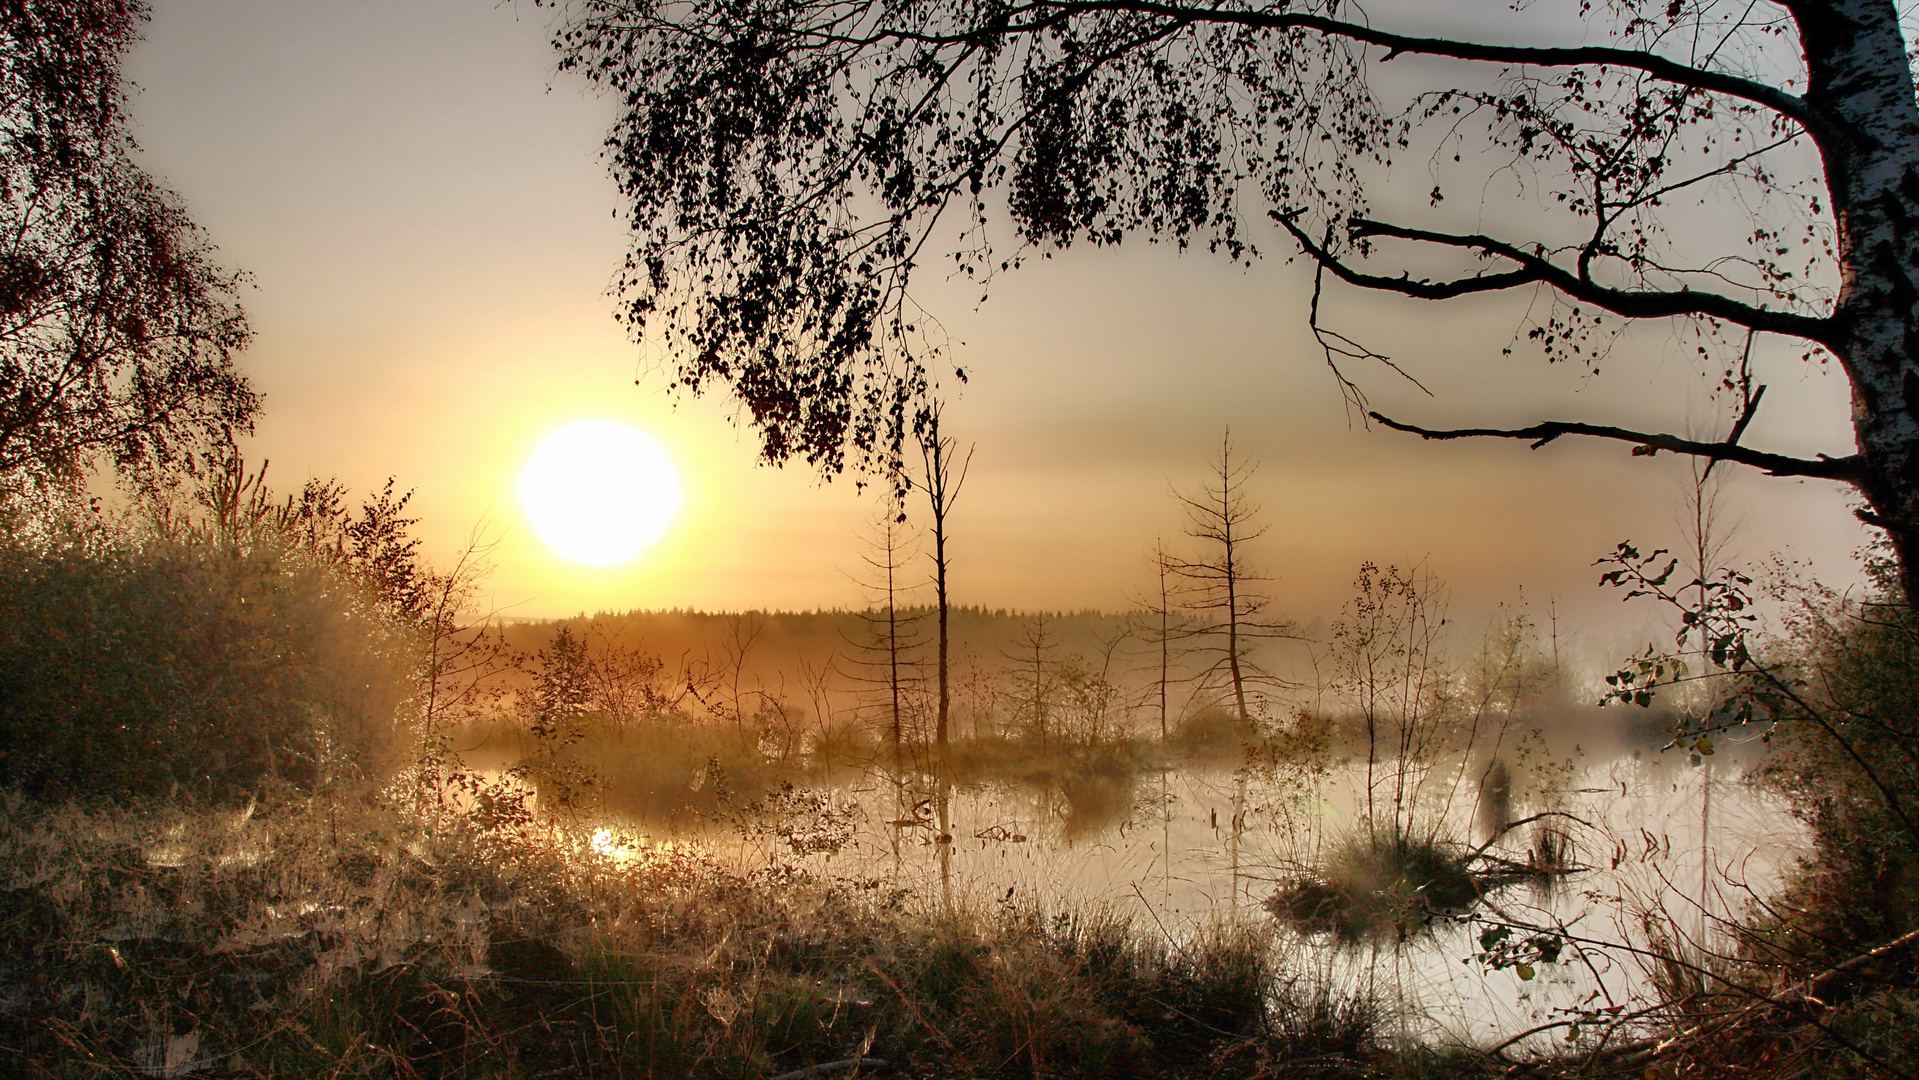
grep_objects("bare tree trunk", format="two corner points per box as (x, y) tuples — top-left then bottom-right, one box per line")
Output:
(935, 539), (947, 753)
(1008, 614), (1055, 753)
(887, 536), (902, 764)
(1033, 615), (1047, 752)
(1215, 432), (1250, 722)
(917, 408), (971, 763)
(1158, 541), (1171, 740)
(1167, 429), (1284, 722)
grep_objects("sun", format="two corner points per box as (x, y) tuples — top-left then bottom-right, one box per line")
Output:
(518, 420), (683, 567)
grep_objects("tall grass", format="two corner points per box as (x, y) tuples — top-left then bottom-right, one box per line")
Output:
(0, 784), (1414, 1079)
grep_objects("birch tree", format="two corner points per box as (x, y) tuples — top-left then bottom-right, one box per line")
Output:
(553, 0), (1919, 599)
(0, 0), (256, 485)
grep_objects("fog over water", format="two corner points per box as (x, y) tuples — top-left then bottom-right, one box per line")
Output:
(460, 621), (1804, 1048)
(483, 749), (1792, 1047)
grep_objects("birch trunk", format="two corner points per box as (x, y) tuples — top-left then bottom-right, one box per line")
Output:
(1804, 0), (1919, 602)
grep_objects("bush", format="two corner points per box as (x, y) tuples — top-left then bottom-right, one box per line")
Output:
(1739, 556), (1919, 978)
(0, 461), (425, 801)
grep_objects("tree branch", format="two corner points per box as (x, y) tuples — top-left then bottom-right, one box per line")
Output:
(1367, 410), (1864, 483)
(848, 1), (1816, 130)
(1276, 213), (1839, 349)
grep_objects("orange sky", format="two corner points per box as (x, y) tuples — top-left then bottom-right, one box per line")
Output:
(122, 0), (1872, 650)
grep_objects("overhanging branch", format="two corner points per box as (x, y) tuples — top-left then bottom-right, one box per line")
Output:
(1275, 213), (1839, 349)
(1130, 2), (1816, 129)
(1368, 410), (1864, 483)
(883, 1), (1818, 130)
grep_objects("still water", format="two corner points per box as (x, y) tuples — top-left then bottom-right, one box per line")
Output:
(527, 739), (1806, 1050)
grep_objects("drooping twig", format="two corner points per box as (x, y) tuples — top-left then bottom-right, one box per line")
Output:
(1305, 258), (1434, 423)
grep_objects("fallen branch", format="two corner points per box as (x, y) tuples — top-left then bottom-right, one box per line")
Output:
(1595, 929), (1919, 1071)
(1800, 926), (1919, 1001)
(770, 1058), (892, 1080)
(1466, 810), (1595, 860)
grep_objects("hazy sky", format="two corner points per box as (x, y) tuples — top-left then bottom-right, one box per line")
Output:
(121, 0), (1871, 647)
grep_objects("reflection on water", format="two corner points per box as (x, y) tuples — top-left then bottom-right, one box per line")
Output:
(470, 727), (1806, 1049)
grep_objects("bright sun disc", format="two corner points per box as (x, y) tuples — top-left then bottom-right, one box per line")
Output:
(518, 420), (682, 567)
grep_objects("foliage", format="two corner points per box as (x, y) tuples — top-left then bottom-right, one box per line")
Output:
(1595, 540), (1919, 912)
(0, 0), (255, 484)
(1736, 561), (1919, 978)
(1580, 541), (1919, 1075)
(545, 1), (1904, 576)
(0, 454), (428, 801)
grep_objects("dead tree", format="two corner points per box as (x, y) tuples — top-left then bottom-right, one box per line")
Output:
(845, 503), (928, 766)
(1133, 536), (1192, 741)
(913, 404), (972, 762)
(1165, 430), (1294, 724)
(1004, 613), (1059, 752)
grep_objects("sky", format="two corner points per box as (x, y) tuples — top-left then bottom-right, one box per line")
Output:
(120, 0), (1872, 652)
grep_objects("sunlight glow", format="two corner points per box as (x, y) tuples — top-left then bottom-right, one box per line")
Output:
(518, 420), (682, 567)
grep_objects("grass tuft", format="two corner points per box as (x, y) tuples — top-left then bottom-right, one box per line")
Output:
(1266, 828), (1488, 942)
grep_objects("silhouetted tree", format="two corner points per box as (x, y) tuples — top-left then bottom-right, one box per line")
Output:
(1166, 431), (1292, 723)
(1129, 535), (1200, 739)
(1004, 613), (1059, 750)
(578, 623), (671, 726)
(1332, 562), (1447, 834)
(847, 504), (927, 762)
(713, 612), (771, 732)
(1053, 628), (1129, 747)
(553, 0), (1919, 600)
(912, 403), (971, 761)
(531, 625), (594, 732)
(1141, 537), (1183, 741)
(0, 1), (254, 485)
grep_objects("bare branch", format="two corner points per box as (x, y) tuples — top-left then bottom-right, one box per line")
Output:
(1277, 213), (1839, 350)
(1367, 409), (1863, 483)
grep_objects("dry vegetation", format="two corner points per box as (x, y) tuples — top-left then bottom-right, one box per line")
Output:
(0, 784), (1419, 1080)
(3, 460), (1919, 1078)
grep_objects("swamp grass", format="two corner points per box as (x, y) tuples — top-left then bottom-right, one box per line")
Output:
(3, 744), (1912, 1078)
(0, 784), (1442, 1080)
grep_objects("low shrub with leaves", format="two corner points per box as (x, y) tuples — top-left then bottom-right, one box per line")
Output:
(1579, 543), (1919, 1077)
(0, 455), (429, 801)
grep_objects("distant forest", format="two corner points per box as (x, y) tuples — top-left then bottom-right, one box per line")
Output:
(494, 606), (1326, 741)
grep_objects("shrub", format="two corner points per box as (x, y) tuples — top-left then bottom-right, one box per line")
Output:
(0, 459), (425, 801)
(1739, 557), (1919, 979)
